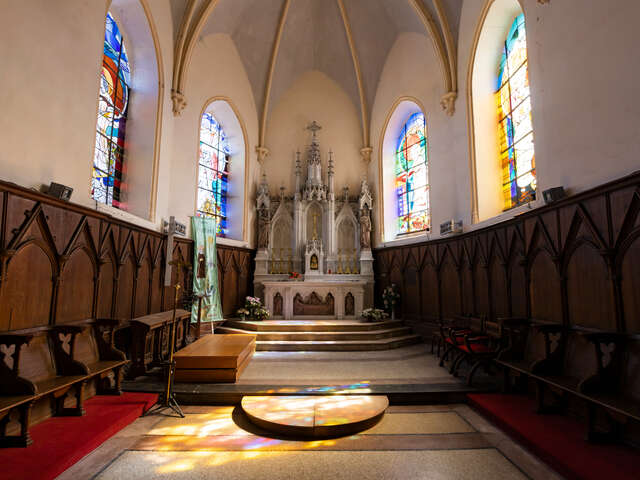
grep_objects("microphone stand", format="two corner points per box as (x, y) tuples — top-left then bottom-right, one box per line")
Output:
(145, 283), (184, 418)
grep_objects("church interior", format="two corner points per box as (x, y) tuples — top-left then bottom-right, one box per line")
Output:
(1, 0), (639, 479)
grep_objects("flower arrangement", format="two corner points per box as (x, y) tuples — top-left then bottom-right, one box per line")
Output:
(361, 308), (388, 322)
(382, 284), (400, 314)
(288, 271), (301, 280)
(238, 296), (270, 321)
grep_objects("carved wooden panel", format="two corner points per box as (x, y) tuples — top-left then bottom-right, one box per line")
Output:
(0, 243), (53, 330)
(373, 171), (640, 335)
(529, 251), (562, 324)
(621, 236), (640, 333)
(57, 248), (94, 323)
(566, 243), (615, 330)
(97, 260), (115, 318)
(0, 181), (197, 332)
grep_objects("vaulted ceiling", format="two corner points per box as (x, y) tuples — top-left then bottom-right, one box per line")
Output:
(170, 0), (462, 151)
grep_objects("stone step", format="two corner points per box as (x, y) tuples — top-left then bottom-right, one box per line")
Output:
(223, 319), (404, 332)
(216, 326), (413, 341)
(255, 334), (422, 351)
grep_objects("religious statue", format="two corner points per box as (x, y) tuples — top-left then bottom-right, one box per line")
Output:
(196, 245), (206, 279)
(360, 206), (371, 249)
(310, 254), (318, 270)
(273, 292), (283, 316)
(345, 292), (355, 316)
(258, 208), (270, 249)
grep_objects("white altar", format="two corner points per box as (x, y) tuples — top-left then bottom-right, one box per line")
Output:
(254, 121), (374, 319)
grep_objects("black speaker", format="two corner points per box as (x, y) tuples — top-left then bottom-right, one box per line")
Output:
(47, 182), (73, 201)
(543, 187), (565, 204)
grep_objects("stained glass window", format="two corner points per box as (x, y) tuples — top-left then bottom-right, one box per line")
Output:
(196, 113), (229, 237)
(92, 13), (130, 208)
(395, 112), (430, 234)
(497, 13), (536, 210)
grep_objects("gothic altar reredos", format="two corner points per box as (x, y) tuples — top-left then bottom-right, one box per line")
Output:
(254, 121), (374, 319)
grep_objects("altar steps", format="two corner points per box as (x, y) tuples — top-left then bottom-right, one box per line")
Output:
(221, 319), (405, 332)
(216, 326), (413, 342)
(216, 319), (423, 351)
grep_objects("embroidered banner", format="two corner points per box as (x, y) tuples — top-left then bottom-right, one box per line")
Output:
(191, 216), (223, 323)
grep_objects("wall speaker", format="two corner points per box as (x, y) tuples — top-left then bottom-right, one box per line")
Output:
(47, 182), (73, 201)
(543, 187), (566, 204)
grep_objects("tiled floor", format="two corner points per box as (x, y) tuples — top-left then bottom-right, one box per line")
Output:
(57, 404), (562, 480)
(235, 344), (466, 385)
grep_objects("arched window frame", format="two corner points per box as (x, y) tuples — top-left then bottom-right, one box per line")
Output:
(92, 12), (131, 208)
(196, 112), (230, 237)
(395, 112), (430, 235)
(496, 13), (536, 210)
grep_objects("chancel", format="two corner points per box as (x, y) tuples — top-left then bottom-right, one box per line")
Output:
(254, 121), (374, 319)
(1, 1), (639, 479)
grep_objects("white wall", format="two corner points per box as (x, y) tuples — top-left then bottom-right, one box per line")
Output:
(264, 70), (364, 197)
(0, 0), (175, 230)
(458, 0), (640, 231)
(369, 32), (468, 247)
(168, 33), (260, 247)
(0, 0), (108, 205)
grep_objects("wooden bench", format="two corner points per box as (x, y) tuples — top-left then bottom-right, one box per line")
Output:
(128, 309), (191, 379)
(0, 319), (127, 447)
(496, 319), (640, 442)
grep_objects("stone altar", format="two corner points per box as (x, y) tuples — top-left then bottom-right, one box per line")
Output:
(254, 121), (374, 318)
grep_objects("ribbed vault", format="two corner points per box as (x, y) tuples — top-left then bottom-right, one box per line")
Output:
(170, 0), (463, 159)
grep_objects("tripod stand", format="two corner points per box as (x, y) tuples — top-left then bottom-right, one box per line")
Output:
(145, 283), (184, 418)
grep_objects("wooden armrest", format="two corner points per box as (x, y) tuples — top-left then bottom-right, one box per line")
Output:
(532, 323), (565, 334)
(51, 325), (85, 335)
(0, 334), (33, 346)
(94, 318), (122, 328)
(580, 331), (627, 344)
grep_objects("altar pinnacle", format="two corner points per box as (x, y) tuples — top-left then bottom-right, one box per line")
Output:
(306, 120), (322, 139)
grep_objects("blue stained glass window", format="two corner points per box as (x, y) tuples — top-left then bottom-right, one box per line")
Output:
(395, 112), (430, 234)
(197, 113), (229, 237)
(92, 13), (130, 208)
(496, 13), (536, 210)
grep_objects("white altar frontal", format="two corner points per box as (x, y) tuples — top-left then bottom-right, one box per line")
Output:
(254, 121), (374, 319)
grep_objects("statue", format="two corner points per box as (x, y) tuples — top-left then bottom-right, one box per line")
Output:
(360, 206), (371, 249)
(273, 292), (283, 316)
(345, 292), (355, 316)
(258, 208), (270, 249)
(310, 254), (318, 270)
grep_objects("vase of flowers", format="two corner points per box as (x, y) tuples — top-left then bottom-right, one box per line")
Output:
(240, 296), (270, 321)
(382, 284), (400, 320)
(288, 271), (302, 281)
(361, 308), (388, 322)
(236, 308), (249, 321)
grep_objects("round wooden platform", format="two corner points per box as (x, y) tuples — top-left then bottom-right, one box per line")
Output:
(240, 395), (388, 438)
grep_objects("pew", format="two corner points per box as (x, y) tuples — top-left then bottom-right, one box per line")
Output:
(496, 319), (640, 443)
(0, 320), (128, 447)
(128, 309), (191, 379)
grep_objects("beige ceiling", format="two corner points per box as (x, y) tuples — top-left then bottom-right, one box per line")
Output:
(170, 0), (462, 144)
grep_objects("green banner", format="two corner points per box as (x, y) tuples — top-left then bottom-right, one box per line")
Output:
(191, 216), (223, 323)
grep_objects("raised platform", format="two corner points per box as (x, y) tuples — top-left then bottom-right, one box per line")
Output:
(217, 319), (422, 351)
(174, 334), (256, 383)
(241, 395), (388, 438)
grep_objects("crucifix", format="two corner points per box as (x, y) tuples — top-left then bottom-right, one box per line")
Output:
(306, 120), (322, 139)
(312, 211), (319, 240)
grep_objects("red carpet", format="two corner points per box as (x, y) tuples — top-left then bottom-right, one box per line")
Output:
(468, 393), (640, 480)
(0, 392), (157, 480)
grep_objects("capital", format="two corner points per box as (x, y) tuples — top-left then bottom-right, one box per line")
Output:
(256, 146), (270, 165)
(360, 146), (373, 164)
(440, 91), (457, 116)
(171, 90), (187, 116)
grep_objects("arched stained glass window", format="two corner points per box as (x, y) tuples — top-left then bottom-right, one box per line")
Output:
(396, 112), (429, 234)
(92, 13), (130, 208)
(497, 13), (536, 210)
(197, 113), (229, 237)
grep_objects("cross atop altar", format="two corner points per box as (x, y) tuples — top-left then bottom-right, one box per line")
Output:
(253, 120), (375, 319)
